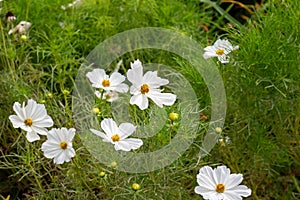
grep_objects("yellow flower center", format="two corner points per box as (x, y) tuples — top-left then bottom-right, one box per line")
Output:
(102, 79), (110, 87)
(216, 49), (224, 55)
(111, 134), (120, 142)
(219, 141), (226, 146)
(105, 94), (111, 100)
(216, 183), (225, 193)
(60, 141), (68, 149)
(140, 84), (150, 94)
(24, 118), (33, 126)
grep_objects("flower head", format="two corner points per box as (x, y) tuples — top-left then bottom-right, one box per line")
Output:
(90, 118), (143, 152)
(6, 12), (16, 22)
(126, 59), (176, 110)
(41, 128), (76, 164)
(218, 136), (231, 147)
(86, 69), (128, 93)
(61, 0), (81, 10)
(203, 39), (239, 63)
(9, 99), (54, 142)
(195, 165), (251, 200)
(95, 90), (119, 102)
(8, 21), (32, 35)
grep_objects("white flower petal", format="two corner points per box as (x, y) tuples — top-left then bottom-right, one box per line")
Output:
(215, 165), (231, 184)
(42, 143), (62, 158)
(53, 151), (68, 164)
(65, 128), (76, 141)
(218, 55), (230, 63)
(122, 138), (143, 150)
(130, 94), (149, 110)
(127, 62), (143, 86)
(115, 138), (143, 151)
(224, 174), (243, 189)
(26, 131), (40, 142)
(143, 71), (169, 88)
(34, 115), (54, 127)
(226, 185), (252, 197)
(204, 45), (217, 53)
(86, 69), (106, 88)
(197, 174), (217, 190)
(9, 115), (24, 128)
(110, 72), (126, 86)
(223, 191), (243, 200)
(147, 91), (176, 108)
(31, 126), (49, 135)
(90, 128), (111, 142)
(203, 51), (218, 59)
(12, 102), (25, 120)
(129, 85), (141, 95)
(130, 59), (143, 69)
(119, 123), (136, 139)
(95, 90), (102, 98)
(101, 118), (119, 138)
(114, 141), (132, 151)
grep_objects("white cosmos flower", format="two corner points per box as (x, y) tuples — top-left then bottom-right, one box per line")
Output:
(95, 90), (119, 102)
(8, 21), (32, 35)
(86, 69), (128, 93)
(203, 39), (239, 63)
(61, 0), (81, 10)
(195, 165), (251, 200)
(126, 59), (176, 110)
(9, 99), (54, 142)
(41, 128), (76, 164)
(218, 136), (231, 147)
(90, 118), (143, 152)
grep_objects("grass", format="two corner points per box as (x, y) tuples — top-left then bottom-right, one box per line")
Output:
(0, 0), (299, 199)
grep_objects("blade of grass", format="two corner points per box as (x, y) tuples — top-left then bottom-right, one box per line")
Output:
(200, 0), (243, 28)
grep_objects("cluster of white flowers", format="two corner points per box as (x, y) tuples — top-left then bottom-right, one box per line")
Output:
(8, 21), (31, 35)
(4, 11), (32, 37)
(6, 30), (251, 198)
(61, 0), (81, 10)
(86, 59), (176, 109)
(203, 39), (239, 63)
(86, 59), (177, 152)
(9, 99), (76, 164)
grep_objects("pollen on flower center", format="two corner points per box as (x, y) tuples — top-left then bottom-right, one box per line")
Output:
(60, 141), (68, 149)
(216, 183), (225, 193)
(111, 134), (120, 142)
(216, 49), (224, 55)
(24, 118), (33, 126)
(102, 79), (110, 87)
(140, 84), (150, 94)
